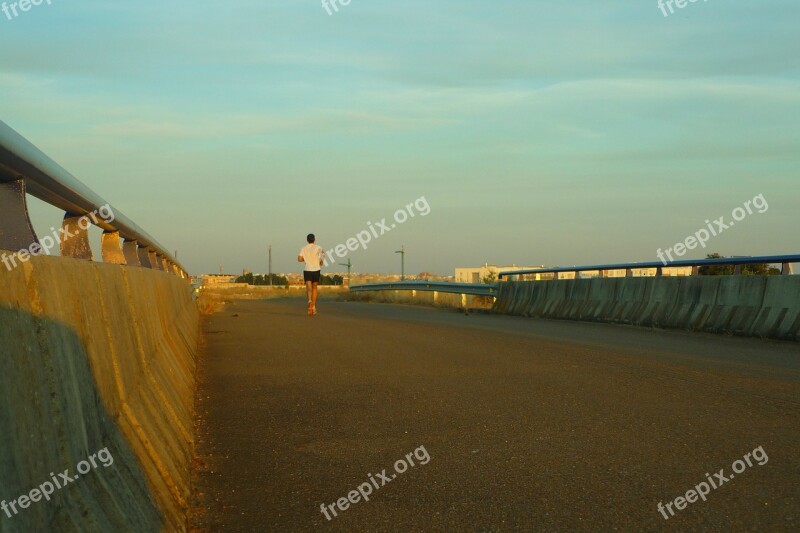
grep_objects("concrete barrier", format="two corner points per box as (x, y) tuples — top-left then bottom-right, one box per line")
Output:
(0, 252), (199, 531)
(494, 276), (800, 341)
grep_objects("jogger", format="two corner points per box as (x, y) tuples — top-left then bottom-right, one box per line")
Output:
(298, 233), (325, 316)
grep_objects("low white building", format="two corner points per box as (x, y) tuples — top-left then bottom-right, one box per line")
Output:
(601, 266), (693, 278)
(455, 264), (546, 284)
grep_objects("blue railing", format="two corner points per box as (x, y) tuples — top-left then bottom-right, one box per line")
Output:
(498, 254), (799, 279)
(350, 280), (498, 297)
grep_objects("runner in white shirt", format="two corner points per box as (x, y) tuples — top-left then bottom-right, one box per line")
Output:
(297, 233), (325, 316)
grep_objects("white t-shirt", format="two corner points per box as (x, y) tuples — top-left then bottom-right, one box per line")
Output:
(299, 243), (324, 271)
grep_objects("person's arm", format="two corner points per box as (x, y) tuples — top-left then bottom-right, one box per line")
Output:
(297, 255), (304, 263)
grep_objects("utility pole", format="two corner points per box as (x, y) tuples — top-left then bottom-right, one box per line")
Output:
(339, 259), (352, 286)
(395, 245), (406, 281)
(269, 245), (273, 286)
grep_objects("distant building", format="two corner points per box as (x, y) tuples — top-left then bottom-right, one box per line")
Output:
(202, 274), (238, 285)
(600, 266), (693, 278)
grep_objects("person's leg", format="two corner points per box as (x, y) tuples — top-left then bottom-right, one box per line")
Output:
(306, 281), (313, 305)
(312, 282), (319, 310)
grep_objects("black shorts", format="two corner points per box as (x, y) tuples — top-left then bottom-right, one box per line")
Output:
(303, 270), (321, 283)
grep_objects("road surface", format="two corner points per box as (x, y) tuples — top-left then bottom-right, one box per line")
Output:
(192, 299), (800, 531)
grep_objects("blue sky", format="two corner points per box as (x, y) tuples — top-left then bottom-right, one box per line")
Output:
(2, 0), (798, 275)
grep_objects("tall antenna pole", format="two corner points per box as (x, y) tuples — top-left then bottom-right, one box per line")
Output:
(339, 259), (352, 286)
(395, 245), (406, 281)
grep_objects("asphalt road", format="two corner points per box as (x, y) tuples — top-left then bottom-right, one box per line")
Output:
(192, 299), (800, 532)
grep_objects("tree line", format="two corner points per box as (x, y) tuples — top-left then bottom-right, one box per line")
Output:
(235, 273), (345, 286)
(698, 253), (781, 276)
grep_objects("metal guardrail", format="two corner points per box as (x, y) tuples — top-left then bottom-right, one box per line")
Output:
(0, 121), (187, 278)
(498, 254), (799, 279)
(350, 280), (499, 297)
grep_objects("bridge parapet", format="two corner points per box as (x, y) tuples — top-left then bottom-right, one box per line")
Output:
(349, 272), (800, 341)
(0, 124), (198, 530)
(494, 275), (800, 341)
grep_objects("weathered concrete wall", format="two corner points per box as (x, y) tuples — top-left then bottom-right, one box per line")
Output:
(493, 276), (800, 340)
(0, 253), (199, 531)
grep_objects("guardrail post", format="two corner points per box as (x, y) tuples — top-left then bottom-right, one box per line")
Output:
(691, 266), (700, 276)
(137, 245), (153, 268)
(122, 239), (141, 266)
(101, 231), (126, 265)
(782, 263), (794, 275)
(656, 266), (663, 277)
(599, 269), (607, 278)
(733, 265), (742, 275)
(553, 272), (559, 280)
(60, 213), (93, 260)
(148, 250), (161, 270)
(0, 179), (39, 251)
(625, 268), (634, 277)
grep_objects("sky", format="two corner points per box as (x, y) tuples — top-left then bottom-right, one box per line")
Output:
(1, 0), (798, 275)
